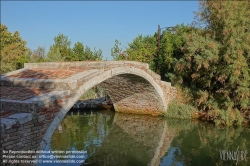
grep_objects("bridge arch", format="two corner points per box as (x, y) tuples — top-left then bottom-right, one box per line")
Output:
(40, 66), (168, 150)
(1, 61), (176, 154)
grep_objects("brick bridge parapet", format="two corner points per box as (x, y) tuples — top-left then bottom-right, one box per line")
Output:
(0, 61), (176, 160)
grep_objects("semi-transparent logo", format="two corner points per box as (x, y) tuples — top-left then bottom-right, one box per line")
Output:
(219, 146), (247, 165)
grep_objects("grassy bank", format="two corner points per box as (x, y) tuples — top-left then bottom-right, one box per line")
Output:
(164, 100), (198, 119)
(164, 85), (247, 127)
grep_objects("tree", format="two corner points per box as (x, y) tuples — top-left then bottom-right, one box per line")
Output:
(0, 24), (12, 50)
(126, 35), (157, 66)
(111, 39), (127, 60)
(111, 25), (190, 81)
(73, 42), (84, 61)
(111, 36), (157, 70)
(29, 46), (46, 62)
(72, 42), (103, 61)
(50, 33), (74, 61)
(83, 46), (102, 60)
(156, 24), (192, 80)
(0, 24), (28, 73)
(174, 0), (250, 117)
(46, 47), (65, 62)
(49, 34), (103, 62)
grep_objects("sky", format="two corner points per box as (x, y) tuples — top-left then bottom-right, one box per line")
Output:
(1, 1), (199, 60)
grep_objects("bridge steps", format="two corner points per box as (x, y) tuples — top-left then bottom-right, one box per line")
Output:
(0, 69), (100, 90)
(1, 113), (32, 134)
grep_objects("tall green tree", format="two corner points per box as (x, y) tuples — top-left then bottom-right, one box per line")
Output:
(111, 39), (127, 60)
(111, 36), (157, 70)
(49, 34), (103, 62)
(72, 42), (102, 61)
(126, 35), (157, 67)
(174, 0), (250, 115)
(111, 24), (190, 81)
(46, 47), (65, 62)
(157, 24), (192, 80)
(72, 42), (84, 61)
(49, 33), (74, 61)
(0, 24), (28, 73)
(83, 46), (102, 60)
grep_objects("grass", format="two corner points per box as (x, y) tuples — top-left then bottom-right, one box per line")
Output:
(164, 100), (198, 119)
(80, 86), (106, 100)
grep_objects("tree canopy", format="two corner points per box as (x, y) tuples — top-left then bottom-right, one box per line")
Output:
(47, 33), (102, 62)
(0, 24), (28, 73)
(110, 0), (250, 125)
(173, 0), (250, 121)
(0, 26), (103, 73)
(111, 24), (191, 81)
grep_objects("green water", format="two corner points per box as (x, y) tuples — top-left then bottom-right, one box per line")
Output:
(42, 110), (250, 166)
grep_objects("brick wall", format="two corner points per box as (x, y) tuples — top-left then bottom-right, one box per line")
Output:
(99, 74), (165, 115)
(0, 93), (68, 164)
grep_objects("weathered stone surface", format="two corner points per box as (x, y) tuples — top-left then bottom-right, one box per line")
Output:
(8, 113), (32, 125)
(0, 118), (17, 129)
(0, 99), (37, 113)
(0, 124), (5, 134)
(25, 90), (70, 106)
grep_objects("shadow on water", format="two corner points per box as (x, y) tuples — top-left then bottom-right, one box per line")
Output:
(46, 110), (250, 166)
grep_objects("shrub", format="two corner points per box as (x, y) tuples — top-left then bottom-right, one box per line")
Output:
(164, 100), (198, 119)
(210, 109), (244, 126)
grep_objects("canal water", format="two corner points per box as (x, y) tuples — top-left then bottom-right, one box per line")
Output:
(40, 109), (250, 166)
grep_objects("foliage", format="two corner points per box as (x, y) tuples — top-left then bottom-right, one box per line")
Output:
(208, 109), (244, 127)
(28, 47), (47, 63)
(0, 24), (27, 52)
(0, 24), (28, 73)
(159, 24), (193, 80)
(49, 33), (73, 61)
(80, 88), (97, 100)
(0, 25), (103, 73)
(80, 86), (106, 100)
(111, 24), (191, 81)
(72, 42), (103, 61)
(82, 46), (102, 61)
(111, 35), (157, 70)
(126, 35), (157, 67)
(173, 1), (250, 119)
(72, 41), (84, 61)
(47, 33), (102, 62)
(111, 39), (127, 60)
(109, 1), (249, 125)
(46, 47), (65, 62)
(174, 85), (193, 105)
(164, 100), (198, 119)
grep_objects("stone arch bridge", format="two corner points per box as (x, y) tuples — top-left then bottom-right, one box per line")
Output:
(0, 61), (176, 156)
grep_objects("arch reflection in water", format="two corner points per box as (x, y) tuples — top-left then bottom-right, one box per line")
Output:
(47, 110), (175, 166)
(46, 110), (250, 166)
